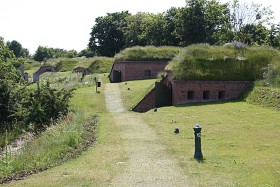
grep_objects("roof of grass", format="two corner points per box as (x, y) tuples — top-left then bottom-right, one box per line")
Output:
(73, 57), (114, 73)
(166, 44), (280, 81)
(114, 46), (181, 62)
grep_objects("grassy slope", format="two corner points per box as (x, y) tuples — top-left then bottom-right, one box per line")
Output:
(119, 79), (280, 186)
(2, 76), (126, 186)
(120, 79), (157, 110)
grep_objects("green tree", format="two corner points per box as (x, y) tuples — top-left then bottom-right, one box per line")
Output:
(230, 0), (274, 41)
(238, 23), (269, 45)
(162, 7), (181, 46)
(6, 40), (29, 58)
(269, 23), (280, 48)
(88, 11), (131, 57)
(0, 37), (15, 61)
(174, 0), (231, 45)
(33, 46), (54, 62)
(123, 12), (149, 47)
(139, 13), (167, 46)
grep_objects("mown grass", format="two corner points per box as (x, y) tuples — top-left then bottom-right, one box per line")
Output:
(1, 75), (126, 186)
(120, 79), (280, 186)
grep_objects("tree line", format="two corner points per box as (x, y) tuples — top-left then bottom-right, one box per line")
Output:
(88, 0), (280, 57)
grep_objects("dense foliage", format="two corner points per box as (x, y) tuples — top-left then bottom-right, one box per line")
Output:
(6, 40), (29, 58)
(88, 0), (280, 57)
(33, 46), (77, 62)
(166, 44), (279, 81)
(0, 39), (74, 135)
(114, 46), (181, 61)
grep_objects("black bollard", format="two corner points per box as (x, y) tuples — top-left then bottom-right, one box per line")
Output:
(193, 124), (203, 160)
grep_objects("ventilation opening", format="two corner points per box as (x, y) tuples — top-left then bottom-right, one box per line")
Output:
(203, 91), (210, 100)
(187, 91), (194, 100)
(218, 91), (225, 99)
(144, 70), (151, 77)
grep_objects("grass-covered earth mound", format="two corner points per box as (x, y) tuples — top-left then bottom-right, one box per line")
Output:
(114, 46), (181, 61)
(166, 44), (280, 81)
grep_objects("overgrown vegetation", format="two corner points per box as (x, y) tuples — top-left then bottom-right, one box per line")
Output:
(114, 46), (181, 61)
(74, 56), (114, 73)
(246, 87), (280, 110)
(0, 113), (97, 183)
(166, 44), (279, 81)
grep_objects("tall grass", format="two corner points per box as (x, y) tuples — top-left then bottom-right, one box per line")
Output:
(43, 57), (114, 73)
(0, 113), (97, 183)
(166, 44), (279, 81)
(114, 46), (181, 61)
(39, 72), (97, 90)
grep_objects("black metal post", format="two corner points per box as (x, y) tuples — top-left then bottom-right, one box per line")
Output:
(193, 124), (203, 160)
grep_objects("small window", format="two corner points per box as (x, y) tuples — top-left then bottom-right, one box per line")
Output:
(218, 91), (225, 99)
(187, 91), (194, 99)
(144, 70), (151, 77)
(203, 91), (210, 100)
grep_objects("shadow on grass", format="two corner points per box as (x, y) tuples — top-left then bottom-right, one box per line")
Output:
(174, 99), (246, 108)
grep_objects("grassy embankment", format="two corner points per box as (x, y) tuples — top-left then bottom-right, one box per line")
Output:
(1, 73), (126, 186)
(120, 79), (280, 186)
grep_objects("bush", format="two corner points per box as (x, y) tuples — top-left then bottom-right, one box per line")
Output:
(21, 81), (75, 132)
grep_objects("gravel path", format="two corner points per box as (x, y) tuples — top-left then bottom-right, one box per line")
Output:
(105, 83), (189, 187)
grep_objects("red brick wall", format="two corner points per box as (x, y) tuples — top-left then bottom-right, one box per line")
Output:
(170, 80), (252, 105)
(133, 88), (156, 112)
(109, 63), (126, 82)
(109, 61), (167, 82)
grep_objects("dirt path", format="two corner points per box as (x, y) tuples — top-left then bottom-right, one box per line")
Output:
(105, 83), (189, 186)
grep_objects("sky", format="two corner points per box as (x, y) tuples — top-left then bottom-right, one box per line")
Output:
(1, 0), (279, 54)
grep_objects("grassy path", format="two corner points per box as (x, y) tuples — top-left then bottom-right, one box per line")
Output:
(105, 83), (189, 186)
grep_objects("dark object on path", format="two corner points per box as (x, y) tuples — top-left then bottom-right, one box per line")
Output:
(193, 124), (203, 160)
(127, 87), (130, 90)
(174, 128), (179, 134)
(154, 108), (157, 112)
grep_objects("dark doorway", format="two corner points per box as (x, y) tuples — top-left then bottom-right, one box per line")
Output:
(188, 91), (194, 100)
(113, 70), (122, 83)
(144, 70), (151, 77)
(203, 91), (210, 100)
(218, 91), (225, 99)
(155, 82), (172, 108)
